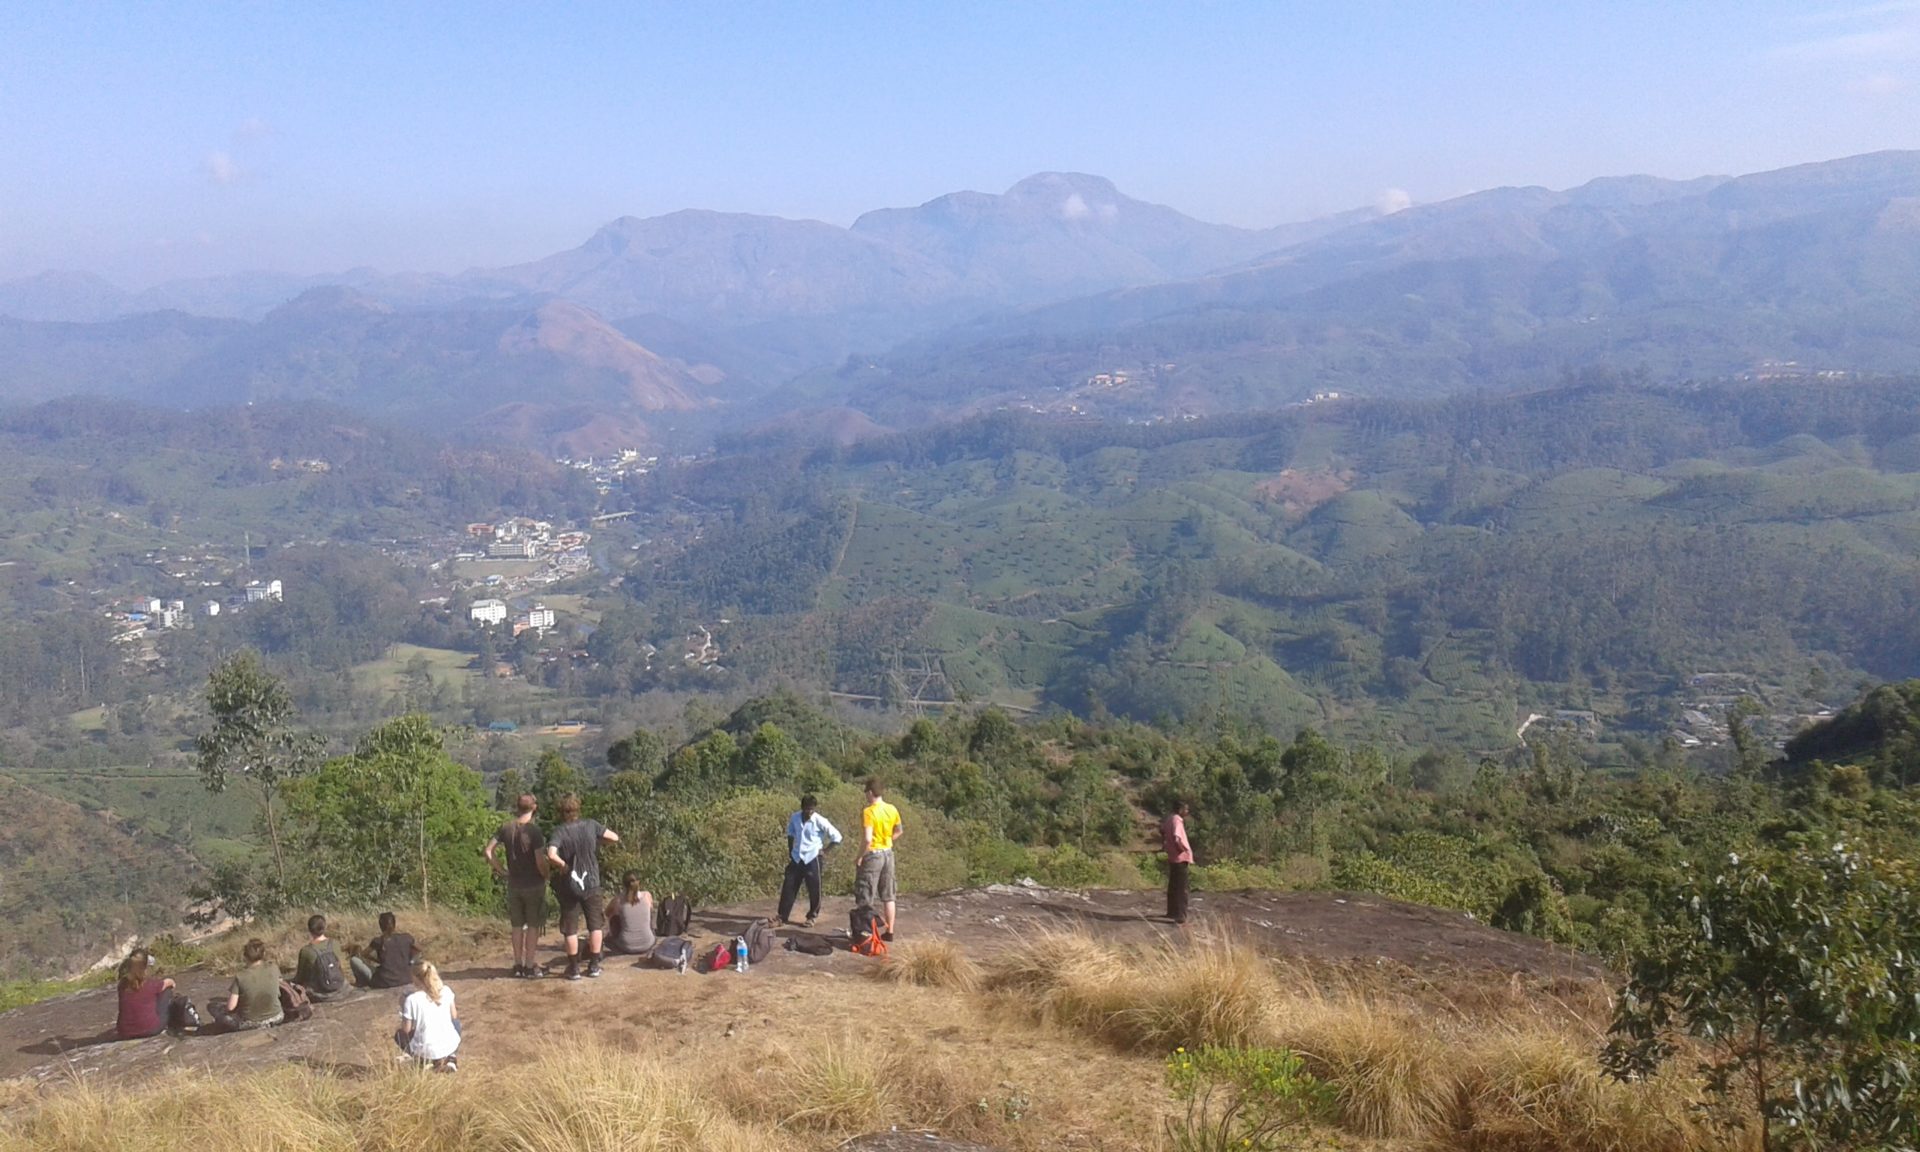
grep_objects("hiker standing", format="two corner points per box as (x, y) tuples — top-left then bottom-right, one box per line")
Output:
(545, 793), (620, 980)
(485, 793), (549, 979)
(855, 779), (902, 941)
(778, 793), (841, 926)
(1163, 799), (1193, 925)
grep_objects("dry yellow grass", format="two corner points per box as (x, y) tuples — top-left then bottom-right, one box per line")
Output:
(978, 928), (1713, 1152)
(877, 937), (981, 992)
(0, 921), (1718, 1152)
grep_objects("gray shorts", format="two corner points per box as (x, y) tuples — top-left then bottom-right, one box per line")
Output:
(855, 850), (896, 905)
(507, 885), (547, 931)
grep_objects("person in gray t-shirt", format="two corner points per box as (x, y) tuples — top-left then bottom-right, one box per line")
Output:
(605, 872), (657, 956)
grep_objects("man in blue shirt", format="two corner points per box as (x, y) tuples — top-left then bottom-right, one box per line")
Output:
(777, 793), (842, 926)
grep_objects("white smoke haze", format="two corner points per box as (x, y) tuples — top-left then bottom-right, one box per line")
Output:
(1374, 188), (1413, 215)
(205, 151), (241, 186)
(1061, 192), (1091, 219)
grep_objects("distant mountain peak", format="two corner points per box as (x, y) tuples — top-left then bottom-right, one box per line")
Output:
(266, 285), (392, 320)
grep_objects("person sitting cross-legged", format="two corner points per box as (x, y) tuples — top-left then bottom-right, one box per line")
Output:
(204, 938), (284, 1033)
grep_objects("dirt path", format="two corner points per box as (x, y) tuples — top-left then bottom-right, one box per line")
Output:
(0, 887), (1603, 1088)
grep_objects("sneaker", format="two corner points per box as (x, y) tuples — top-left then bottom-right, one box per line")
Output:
(881, 931), (894, 943)
(804, 915), (818, 927)
(565, 959), (581, 981)
(585, 956), (603, 978)
(525, 963), (545, 979)
(439, 1057), (458, 1074)
(510, 965), (525, 979)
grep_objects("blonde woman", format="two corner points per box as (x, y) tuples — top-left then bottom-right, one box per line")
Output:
(395, 958), (461, 1072)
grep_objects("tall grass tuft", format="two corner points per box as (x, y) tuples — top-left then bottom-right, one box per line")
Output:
(986, 928), (1271, 1051)
(878, 938), (981, 993)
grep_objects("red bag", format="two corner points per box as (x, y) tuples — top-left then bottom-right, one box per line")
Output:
(705, 943), (732, 972)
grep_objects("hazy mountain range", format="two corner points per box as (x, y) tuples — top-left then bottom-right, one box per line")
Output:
(4, 153), (1920, 449)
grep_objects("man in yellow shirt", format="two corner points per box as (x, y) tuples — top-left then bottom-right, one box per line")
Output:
(856, 778), (903, 941)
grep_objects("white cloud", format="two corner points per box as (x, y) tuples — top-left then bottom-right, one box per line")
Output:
(1061, 192), (1090, 220)
(205, 151), (241, 185)
(1374, 188), (1413, 215)
(233, 116), (272, 143)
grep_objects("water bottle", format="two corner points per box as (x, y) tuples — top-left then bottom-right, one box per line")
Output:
(734, 935), (749, 973)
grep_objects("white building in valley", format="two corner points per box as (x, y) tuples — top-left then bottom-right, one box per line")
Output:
(470, 598), (509, 626)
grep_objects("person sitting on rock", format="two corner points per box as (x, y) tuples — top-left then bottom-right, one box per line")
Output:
(395, 959), (460, 1073)
(604, 871), (656, 956)
(115, 947), (177, 1039)
(352, 911), (418, 989)
(205, 938), (284, 1032)
(294, 914), (348, 1002)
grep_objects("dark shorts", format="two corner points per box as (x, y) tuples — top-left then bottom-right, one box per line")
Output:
(507, 885), (547, 931)
(855, 850), (897, 904)
(557, 886), (606, 937)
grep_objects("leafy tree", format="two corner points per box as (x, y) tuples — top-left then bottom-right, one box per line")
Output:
(283, 714), (497, 911)
(194, 651), (323, 892)
(606, 727), (667, 778)
(1605, 841), (1920, 1149)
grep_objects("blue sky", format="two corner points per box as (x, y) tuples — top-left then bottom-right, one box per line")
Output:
(2, 1), (1915, 285)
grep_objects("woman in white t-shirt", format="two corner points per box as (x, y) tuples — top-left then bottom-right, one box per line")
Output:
(395, 959), (461, 1072)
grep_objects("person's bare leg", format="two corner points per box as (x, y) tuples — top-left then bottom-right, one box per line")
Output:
(587, 928), (603, 955)
(883, 900), (896, 936)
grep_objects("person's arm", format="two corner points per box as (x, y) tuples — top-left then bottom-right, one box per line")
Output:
(162, 977), (175, 991)
(226, 980), (241, 1013)
(398, 1001), (416, 1041)
(605, 894), (620, 922)
(546, 844), (565, 870)
(600, 826), (620, 844)
(820, 815), (842, 851)
(484, 834), (504, 875)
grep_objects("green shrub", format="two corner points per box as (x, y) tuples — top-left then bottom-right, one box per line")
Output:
(1164, 1045), (1332, 1152)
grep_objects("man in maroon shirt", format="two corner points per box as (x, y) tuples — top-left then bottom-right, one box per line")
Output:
(1162, 799), (1193, 925)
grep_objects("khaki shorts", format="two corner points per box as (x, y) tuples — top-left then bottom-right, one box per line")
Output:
(507, 885), (547, 931)
(855, 850), (896, 905)
(557, 886), (606, 937)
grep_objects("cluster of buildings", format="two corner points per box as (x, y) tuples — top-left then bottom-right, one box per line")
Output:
(558, 448), (659, 496)
(109, 578), (284, 641)
(459, 518), (591, 563)
(469, 598), (559, 637)
(1668, 672), (1834, 750)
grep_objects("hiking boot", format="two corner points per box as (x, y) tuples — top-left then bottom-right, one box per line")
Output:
(565, 958), (580, 981)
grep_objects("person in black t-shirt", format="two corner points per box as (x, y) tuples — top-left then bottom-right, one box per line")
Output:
(485, 793), (549, 979)
(543, 793), (620, 980)
(351, 910), (419, 989)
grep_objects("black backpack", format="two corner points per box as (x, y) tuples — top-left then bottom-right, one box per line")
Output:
(785, 933), (834, 956)
(744, 917), (774, 964)
(311, 943), (345, 994)
(849, 905), (881, 948)
(654, 894), (691, 937)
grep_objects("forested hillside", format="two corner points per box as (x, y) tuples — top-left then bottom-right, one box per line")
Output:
(632, 376), (1920, 747)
